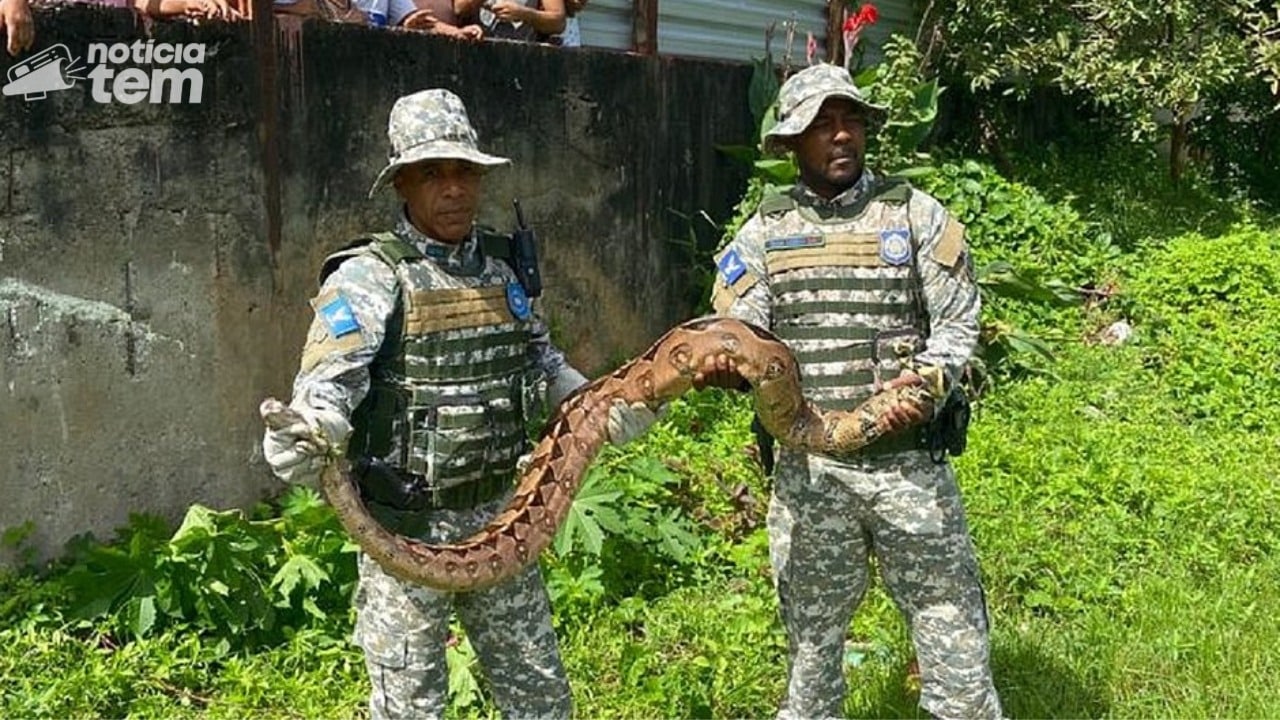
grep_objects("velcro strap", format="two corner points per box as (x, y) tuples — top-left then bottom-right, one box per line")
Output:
(408, 350), (528, 382)
(794, 345), (876, 364)
(772, 276), (906, 294)
(774, 300), (917, 318)
(406, 286), (512, 334)
(802, 370), (878, 388)
(774, 324), (880, 341)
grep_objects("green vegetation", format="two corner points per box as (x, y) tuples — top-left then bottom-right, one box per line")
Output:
(931, 0), (1280, 187)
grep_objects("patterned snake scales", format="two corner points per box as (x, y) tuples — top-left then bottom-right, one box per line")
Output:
(261, 316), (933, 593)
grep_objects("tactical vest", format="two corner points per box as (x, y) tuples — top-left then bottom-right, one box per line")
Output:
(760, 178), (927, 414)
(326, 233), (536, 491)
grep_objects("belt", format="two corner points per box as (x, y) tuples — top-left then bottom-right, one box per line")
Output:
(859, 426), (927, 456)
(809, 426), (926, 463)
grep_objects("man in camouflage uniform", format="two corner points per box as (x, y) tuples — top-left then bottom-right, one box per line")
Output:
(260, 89), (654, 720)
(701, 64), (1002, 719)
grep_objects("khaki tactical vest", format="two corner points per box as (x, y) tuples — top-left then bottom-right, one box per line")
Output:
(326, 233), (537, 490)
(759, 179), (927, 413)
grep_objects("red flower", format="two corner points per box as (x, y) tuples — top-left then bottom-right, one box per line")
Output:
(843, 3), (879, 33)
(841, 2), (877, 69)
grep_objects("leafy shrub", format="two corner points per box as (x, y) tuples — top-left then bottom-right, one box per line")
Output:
(1121, 224), (1280, 431)
(544, 390), (767, 623)
(918, 159), (1118, 375)
(56, 487), (357, 648)
(922, 159), (1119, 292)
(961, 341), (1280, 619)
(860, 34), (941, 177)
(1011, 139), (1253, 248)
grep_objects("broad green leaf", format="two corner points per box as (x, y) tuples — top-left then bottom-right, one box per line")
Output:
(1003, 329), (1056, 363)
(755, 158), (798, 185)
(747, 55), (780, 127)
(170, 505), (223, 545)
(134, 595), (157, 638)
(272, 554), (331, 598)
(447, 637), (482, 708)
(978, 262), (1081, 306)
(554, 467), (623, 556)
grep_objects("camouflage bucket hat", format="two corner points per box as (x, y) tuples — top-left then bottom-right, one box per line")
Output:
(368, 89), (510, 198)
(763, 63), (889, 155)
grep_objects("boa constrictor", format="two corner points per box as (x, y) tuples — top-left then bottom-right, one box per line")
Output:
(261, 316), (933, 593)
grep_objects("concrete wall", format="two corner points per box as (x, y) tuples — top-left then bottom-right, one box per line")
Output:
(0, 6), (753, 566)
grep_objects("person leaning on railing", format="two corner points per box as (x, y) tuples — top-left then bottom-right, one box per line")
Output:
(397, 0), (483, 42)
(467, 0), (563, 44)
(0, 0), (34, 56)
(130, 0), (241, 21)
(27, 0), (242, 23)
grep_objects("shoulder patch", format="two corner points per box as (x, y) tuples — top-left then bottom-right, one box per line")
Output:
(711, 245), (761, 313)
(300, 290), (366, 373)
(931, 217), (966, 269)
(314, 290), (361, 338)
(716, 248), (748, 284)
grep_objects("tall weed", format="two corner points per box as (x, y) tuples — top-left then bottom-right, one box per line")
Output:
(1122, 224), (1280, 431)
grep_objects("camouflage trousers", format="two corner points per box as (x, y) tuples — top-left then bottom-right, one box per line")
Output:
(352, 491), (572, 720)
(768, 449), (1002, 720)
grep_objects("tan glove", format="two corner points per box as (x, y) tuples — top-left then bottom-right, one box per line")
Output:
(874, 374), (935, 436)
(260, 398), (352, 487)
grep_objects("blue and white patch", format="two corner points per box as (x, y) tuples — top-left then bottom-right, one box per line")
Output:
(507, 282), (532, 321)
(319, 294), (361, 337)
(879, 229), (913, 266)
(765, 235), (825, 251)
(717, 248), (747, 284)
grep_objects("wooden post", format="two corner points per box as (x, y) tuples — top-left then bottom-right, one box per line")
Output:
(633, 0), (658, 55)
(826, 0), (842, 64)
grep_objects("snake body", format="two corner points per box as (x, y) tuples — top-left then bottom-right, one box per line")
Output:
(263, 316), (932, 593)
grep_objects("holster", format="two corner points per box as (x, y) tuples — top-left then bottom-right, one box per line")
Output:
(751, 414), (775, 476)
(927, 388), (971, 463)
(353, 456), (433, 511)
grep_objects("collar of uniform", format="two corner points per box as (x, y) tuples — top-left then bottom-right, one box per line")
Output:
(795, 169), (877, 209)
(394, 207), (479, 268)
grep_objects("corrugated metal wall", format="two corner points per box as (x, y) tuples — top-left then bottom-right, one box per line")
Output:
(658, 0), (826, 63)
(576, 0), (918, 64)
(578, 0), (634, 51)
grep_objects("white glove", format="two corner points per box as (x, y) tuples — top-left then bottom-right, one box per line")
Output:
(606, 399), (659, 446)
(516, 452), (535, 475)
(547, 366), (589, 408)
(260, 398), (353, 487)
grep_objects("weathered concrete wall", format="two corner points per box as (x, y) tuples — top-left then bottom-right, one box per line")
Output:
(0, 6), (753, 566)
